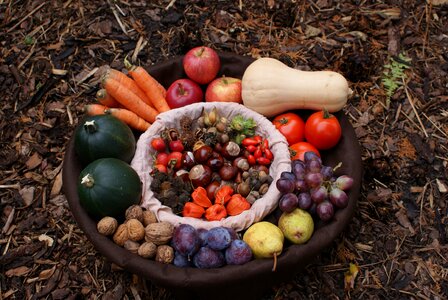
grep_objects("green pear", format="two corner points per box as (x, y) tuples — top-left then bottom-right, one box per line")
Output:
(278, 208), (314, 245)
(243, 221), (284, 260)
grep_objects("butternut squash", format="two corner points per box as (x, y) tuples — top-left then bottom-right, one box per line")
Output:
(241, 57), (352, 117)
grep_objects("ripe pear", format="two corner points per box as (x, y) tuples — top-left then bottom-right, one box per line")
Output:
(243, 221), (284, 271)
(278, 208), (314, 245)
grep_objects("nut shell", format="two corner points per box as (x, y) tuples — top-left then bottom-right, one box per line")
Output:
(145, 222), (174, 245)
(125, 205), (144, 223)
(123, 240), (140, 254)
(138, 241), (157, 259)
(126, 219), (145, 242)
(113, 224), (129, 246)
(97, 216), (118, 236)
(142, 210), (158, 227)
(155, 245), (174, 264)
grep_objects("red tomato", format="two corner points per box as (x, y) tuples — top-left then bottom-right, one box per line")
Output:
(150, 137), (166, 152)
(272, 112), (305, 145)
(168, 151), (183, 169)
(289, 142), (320, 161)
(155, 152), (170, 166)
(305, 111), (342, 150)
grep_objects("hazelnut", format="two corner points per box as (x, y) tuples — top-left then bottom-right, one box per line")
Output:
(125, 205), (144, 223)
(97, 216), (118, 236)
(126, 219), (145, 242)
(113, 224), (129, 246)
(145, 222), (174, 245)
(124, 240), (140, 254)
(155, 245), (174, 264)
(138, 241), (157, 259)
(142, 210), (158, 227)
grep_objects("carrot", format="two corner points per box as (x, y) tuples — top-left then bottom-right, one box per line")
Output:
(105, 108), (151, 132)
(126, 64), (171, 113)
(103, 77), (159, 123)
(96, 88), (122, 108)
(106, 68), (155, 108)
(84, 104), (106, 116)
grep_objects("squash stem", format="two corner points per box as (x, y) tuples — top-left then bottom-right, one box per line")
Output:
(81, 174), (95, 188)
(323, 109), (331, 119)
(83, 120), (98, 134)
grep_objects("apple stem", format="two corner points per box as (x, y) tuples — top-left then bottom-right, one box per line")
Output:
(197, 47), (205, 56)
(177, 83), (186, 95)
(272, 253), (278, 272)
(221, 75), (227, 85)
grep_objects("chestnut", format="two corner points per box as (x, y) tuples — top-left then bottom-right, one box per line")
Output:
(181, 151), (195, 170)
(175, 169), (190, 183)
(233, 157), (250, 171)
(219, 163), (238, 181)
(189, 164), (212, 188)
(193, 145), (213, 163)
(207, 152), (224, 171)
(221, 141), (240, 159)
(206, 181), (221, 200)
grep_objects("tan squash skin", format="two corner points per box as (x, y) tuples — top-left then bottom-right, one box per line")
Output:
(242, 57), (353, 117)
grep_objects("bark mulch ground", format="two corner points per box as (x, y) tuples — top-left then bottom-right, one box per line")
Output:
(1, 1), (447, 299)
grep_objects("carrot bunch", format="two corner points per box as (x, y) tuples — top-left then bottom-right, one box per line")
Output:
(183, 185), (251, 221)
(83, 63), (170, 132)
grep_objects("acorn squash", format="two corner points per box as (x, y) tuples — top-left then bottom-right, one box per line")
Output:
(77, 158), (142, 219)
(74, 114), (136, 165)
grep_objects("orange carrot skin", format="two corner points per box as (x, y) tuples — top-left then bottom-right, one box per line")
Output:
(103, 77), (159, 123)
(84, 104), (106, 116)
(129, 66), (171, 113)
(107, 69), (155, 108)
(96, 88), (122, 108)
(105, 108), (151, 132)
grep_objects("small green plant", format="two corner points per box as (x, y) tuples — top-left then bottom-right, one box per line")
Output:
(24, 35), (34, 45)
(381, 52), (412, 108)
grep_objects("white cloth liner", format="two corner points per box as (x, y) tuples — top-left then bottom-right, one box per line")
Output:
(131, 102), (291, 232)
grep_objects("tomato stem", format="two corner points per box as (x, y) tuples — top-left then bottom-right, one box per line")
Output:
(279, 117), (289, 125)
(323, 109), (331, 119)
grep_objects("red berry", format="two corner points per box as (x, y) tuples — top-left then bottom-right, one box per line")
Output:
(168, 151), (183, 169)
(151, 138), (166, 152)
(154, 164), (167, 173)
(169, 140), (184, 152)
(156, 152), (170, 166)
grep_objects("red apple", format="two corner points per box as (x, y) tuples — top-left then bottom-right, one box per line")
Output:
(166, 78), (204, 109)
(205, 76), (242, 103)
(183, 46), (221, 84)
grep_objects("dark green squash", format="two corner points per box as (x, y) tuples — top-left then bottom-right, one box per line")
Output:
(78, 158), (142, 219)
(74, 114), (136, 165)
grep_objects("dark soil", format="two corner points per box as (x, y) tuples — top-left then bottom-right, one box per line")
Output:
(1, 1), (447, 299)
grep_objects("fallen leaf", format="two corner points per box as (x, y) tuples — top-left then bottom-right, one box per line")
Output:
(50, 171), (63, 197)
(25, 152), (42, 170)
(39, 266), (57, 280)
(436, 178), (447, 193)
(428, 0), (448, 5)
(5, 266), (31, 277)
(19, 186), (35, 207)
(395, 209), (416, 235)
(344, 263), (359, 291)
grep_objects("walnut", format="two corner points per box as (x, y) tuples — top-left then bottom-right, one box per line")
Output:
(145, 222), (174, 245)
(142, 210), (158, 227)
(126, 219), (145, 242)
(155, 245), (174, 264)
(113, 224), (129, 246)
(125, 205), (144, 223)
(123, 240), (140, 254)
(97, 216), (118, 236)
(138, 241), (157, 259)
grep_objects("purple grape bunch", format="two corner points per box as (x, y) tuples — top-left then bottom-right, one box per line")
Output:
(172, 225), (253, 268)
(275, 151), (354, 222)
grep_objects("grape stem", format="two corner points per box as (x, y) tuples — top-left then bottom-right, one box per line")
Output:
(332, 161), (342, 172)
